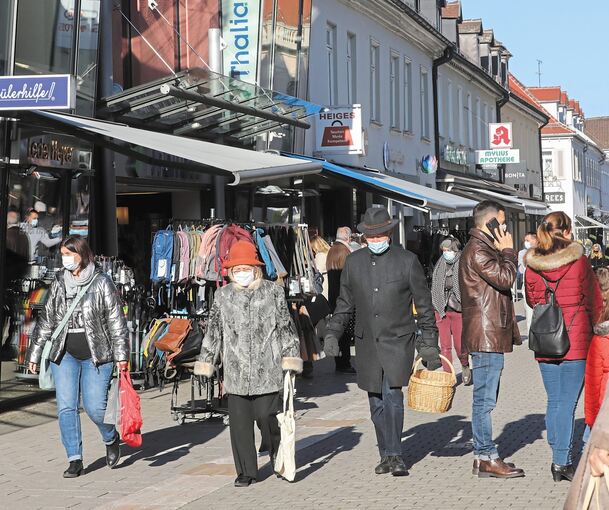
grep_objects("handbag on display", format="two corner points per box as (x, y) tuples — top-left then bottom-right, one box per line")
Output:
(529, 275), (578, 358)
(154, 318), (192, 354)
(39, 276), (97, 390)
(170, 324), (204, 364)
(275, 371), (297, 482)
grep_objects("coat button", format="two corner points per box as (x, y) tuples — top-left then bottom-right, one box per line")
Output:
(372, 262), (376, 266)
(374, 288), (379, 292)
(375, 314), (379, 318)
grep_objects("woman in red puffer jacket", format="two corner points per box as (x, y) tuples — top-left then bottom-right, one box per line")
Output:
(525, 211), (603, 483)
(585, 267), (609, 429)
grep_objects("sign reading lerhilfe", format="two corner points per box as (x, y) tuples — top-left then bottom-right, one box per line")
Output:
(222, 0), (262, 84)
(315, 105), (363, 155)
(0, 75), (75, 111)
(475, 149), (520, 165)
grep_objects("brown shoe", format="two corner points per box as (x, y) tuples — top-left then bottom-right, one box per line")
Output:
(472, 458), (516, 475)
(478, 458), (525, 479)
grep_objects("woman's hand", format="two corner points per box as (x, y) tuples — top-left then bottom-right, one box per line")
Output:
(28, 362), (38, 374)
(116, 361), (129, 372)
(590, 448), (609, 477)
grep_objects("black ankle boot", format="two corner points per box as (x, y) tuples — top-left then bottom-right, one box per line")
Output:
(63, 460), (84, 478)
(106, 435), (121, 469)
(551, 463), (575, 482)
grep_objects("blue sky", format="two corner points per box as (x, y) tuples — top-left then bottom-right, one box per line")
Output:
(461, 0), (608, 118)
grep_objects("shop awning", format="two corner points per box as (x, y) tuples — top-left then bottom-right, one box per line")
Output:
(288, 156), (477, 213)
(28, 111), (321, 185)
(575, 215), (608, 229)
(449, 186), (549, 215)
(97, 68), (324, 143)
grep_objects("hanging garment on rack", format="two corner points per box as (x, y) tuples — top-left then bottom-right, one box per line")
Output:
(253, 228), (277, 280)
(216, 225), (253, 279)
(196, 224), (223, 282)
(150, 229), (174, 283)
(177, 231), (191, 283)
(264, 236), (288, 279)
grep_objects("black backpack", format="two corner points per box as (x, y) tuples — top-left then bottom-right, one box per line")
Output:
(528, 274), (579, 357)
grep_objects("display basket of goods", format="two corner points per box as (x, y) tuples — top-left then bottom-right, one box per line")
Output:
(407, 355), (456, 413)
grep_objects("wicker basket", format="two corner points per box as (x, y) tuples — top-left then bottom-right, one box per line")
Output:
(407, 355), (456, 413)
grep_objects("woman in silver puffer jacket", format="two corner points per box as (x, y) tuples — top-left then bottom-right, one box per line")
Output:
(27, 235), (129, 478)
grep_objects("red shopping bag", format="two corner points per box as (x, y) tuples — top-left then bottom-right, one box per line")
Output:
(119, 371), (143, 448)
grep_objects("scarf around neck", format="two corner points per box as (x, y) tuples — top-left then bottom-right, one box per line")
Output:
(431, 254), (461, 317)
(64, 263), (96, 298)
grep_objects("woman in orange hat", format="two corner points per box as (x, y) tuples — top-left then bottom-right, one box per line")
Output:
(194, 240), (303, 487)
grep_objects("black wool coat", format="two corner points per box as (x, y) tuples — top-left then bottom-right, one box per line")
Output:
(326, 245), (439, 393)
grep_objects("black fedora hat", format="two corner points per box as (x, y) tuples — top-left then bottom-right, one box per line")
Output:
(357, 207), (398, 236)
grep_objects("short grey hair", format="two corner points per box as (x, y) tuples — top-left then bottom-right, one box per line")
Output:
(336, 226), (352, 242)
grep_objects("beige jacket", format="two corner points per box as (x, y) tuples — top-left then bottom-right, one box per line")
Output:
(565, 391), (609, 508)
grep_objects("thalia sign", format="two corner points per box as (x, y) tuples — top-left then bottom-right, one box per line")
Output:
(0, 75), (75, 111)
(222, 0), (262, 84)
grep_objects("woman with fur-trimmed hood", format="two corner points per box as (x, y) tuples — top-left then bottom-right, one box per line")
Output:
(194, 240), (302, 488)
(525, 211), (603, 483)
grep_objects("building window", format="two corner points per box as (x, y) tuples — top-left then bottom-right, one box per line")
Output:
(457, 87), (463, 144)
(370, 39), (381, 122)
(326, 23), (338, 105)
(447, 80), (454, 140)
(346, 32), (357, 104)
(390, 52), (400, 130)
(466, 93), (473, 148)
(403, 58), (412, 132)
(475, 98), (481, 147)
(482, 103), (488, 146)
(420, 67), (430, 139)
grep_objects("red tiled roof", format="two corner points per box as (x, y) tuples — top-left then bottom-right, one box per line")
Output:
(508, 74), (548, 116)
(543, 122), (576, 135)
(586, 117), (609, 150)
(568, 99), (577, 110)
(528, 87), (562, 102)
(441, 1), (461, 19)
(458, 19), (482, 34)
(560, 92), (569, 106)
(575, 101), (583, 117)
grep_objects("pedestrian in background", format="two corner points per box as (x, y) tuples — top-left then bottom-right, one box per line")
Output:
(326, 229), (356, 374)
(310, 235), (330, 299)
(589, 243), (608, 270)
(325, 206), (440, 477)
(525, 211), (602, 482)
(459, 201), (525, 479)
(518, 232), (538, 330)
(194, 241), (302, 487)
(26, 235), (130, 478)
(431, 237), (471, 385)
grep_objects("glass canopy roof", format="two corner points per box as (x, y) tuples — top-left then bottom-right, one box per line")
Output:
(97, 68), (323, 144)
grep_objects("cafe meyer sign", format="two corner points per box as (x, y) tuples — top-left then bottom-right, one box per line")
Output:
(0, 75), (75, 111)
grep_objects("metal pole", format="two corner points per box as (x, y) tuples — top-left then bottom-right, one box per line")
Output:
(209, 26), (226, 219)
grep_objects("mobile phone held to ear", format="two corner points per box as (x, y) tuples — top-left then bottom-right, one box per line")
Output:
(486, 218), (501, 241)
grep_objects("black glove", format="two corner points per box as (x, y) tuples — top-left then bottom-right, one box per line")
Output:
(323, 333), (340, 357)
(418, 345), (442, 371)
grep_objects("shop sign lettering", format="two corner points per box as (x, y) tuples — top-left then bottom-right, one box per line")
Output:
(475, 149), (521, 165)
(315, 105), (363, 155)
(0, 75), (75, 111)
(544, 192), (566, 204)
(222, 0), (262, 83)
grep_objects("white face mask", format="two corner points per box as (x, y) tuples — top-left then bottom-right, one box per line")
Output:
(30, 219), (39, 227)
(62, 255), (79, 272)
(233, 270), (255, 287)
(524, 241), (532, 250)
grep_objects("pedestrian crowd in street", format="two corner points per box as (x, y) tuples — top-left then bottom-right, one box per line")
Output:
(21, 199), (609, 508)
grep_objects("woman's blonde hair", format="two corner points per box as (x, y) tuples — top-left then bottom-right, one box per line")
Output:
(591, 244), (603, 259)
(595, 267), (609, 322)
(535, 211), (573, 256)
(227, 266), (264, 284)
(310, 235), (330, 255)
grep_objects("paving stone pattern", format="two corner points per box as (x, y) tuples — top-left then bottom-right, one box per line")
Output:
(0, 304), (578, 509)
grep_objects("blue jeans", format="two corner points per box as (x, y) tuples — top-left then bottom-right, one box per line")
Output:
(539, 360), (585, 465)
(51, 352), (116, 461)
(368, 375), (404, 458)
(471, 352), (504, 460)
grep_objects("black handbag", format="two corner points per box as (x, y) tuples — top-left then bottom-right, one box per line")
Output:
(171, 323), (204, 365)
(528, 275), (579, 358)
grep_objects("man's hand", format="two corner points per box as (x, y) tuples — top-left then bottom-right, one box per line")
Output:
(324, 334), (340, 357)
(28, 362), (38, 374)
(418, 345), (442, 371)
(493, 226), (514, 252)
(590, 447), (609, 477)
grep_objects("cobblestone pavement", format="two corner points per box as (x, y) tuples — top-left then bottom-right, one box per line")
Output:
(0, 303), (579, 509)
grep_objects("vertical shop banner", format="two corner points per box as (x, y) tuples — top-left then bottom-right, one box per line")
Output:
(315, 105), (363, 155)
(222, 0), (262, 83)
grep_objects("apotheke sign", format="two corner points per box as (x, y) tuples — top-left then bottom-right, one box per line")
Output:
(0, 75), (75, 111)
(475, 149), (521, 165)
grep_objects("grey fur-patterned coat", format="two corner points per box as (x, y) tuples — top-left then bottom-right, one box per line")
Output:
(194, 278), (302, 396)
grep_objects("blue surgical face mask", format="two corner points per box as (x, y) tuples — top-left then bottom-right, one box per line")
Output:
(368, 240), (390, 255)
(442, 250), (456, 263)
(30, 219), (38, 227)
(524, 241), (532, 250)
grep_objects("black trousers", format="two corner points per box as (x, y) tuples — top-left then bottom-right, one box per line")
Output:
(228, 392), (280, 480)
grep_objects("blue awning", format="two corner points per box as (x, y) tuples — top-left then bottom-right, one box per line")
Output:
(288, 155), (477, 213)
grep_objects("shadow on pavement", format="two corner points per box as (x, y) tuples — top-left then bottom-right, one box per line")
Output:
(496, 413), (545, 460)
(86, 419), (226, 473)
(401, 414), (472, 468)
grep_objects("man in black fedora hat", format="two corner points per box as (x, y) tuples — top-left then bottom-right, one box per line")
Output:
(325, 206), (440, 477)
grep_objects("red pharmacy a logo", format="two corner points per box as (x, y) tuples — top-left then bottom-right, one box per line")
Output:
(492, 126), (511, 147)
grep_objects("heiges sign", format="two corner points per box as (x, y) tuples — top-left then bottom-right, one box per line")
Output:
(314, 106), (363, 155)
(222, 0), (262, 83)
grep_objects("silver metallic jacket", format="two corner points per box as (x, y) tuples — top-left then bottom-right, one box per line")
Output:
(27, 268), (130, 366)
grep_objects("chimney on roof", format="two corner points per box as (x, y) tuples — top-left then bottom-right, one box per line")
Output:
(419, 0), (444, 31)
(440, 1), (462, 44)
(457, 19), (483, 65)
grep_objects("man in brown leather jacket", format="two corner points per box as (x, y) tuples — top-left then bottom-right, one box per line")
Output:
(459, 200), (525, 479)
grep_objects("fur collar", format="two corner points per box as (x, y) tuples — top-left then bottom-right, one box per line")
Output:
(595, 321), (609, 336)
(524, 243), (584, 272)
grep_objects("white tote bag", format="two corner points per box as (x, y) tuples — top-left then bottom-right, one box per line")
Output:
(275, 371), (296, 482)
